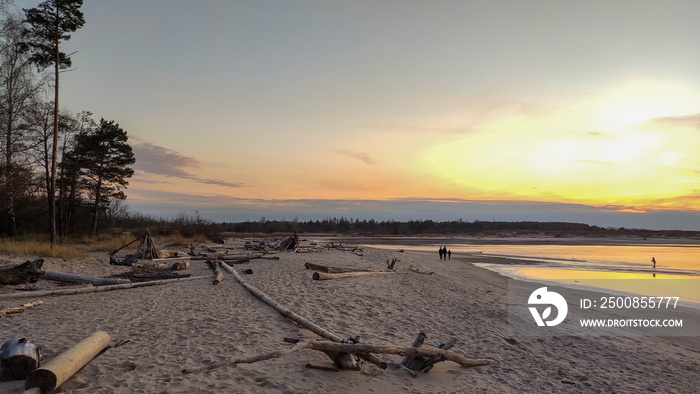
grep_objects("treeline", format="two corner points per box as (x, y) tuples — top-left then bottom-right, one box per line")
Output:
(220, 218), (699, 238)
(1, 1), (136, 238)
(222, 218), (600, 235)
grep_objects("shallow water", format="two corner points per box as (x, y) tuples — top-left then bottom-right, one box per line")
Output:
(361, 241), (700, 306)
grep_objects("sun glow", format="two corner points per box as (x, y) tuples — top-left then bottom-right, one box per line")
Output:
(419, 80), (700, 211)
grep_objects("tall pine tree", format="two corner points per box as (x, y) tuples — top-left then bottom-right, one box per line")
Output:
(21, 0), (84, 244)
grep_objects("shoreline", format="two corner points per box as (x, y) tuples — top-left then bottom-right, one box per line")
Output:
(1, 239), (699, 393)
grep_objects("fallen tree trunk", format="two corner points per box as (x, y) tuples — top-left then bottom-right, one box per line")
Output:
(182, 340), (497, 374)
(25, 331), (110, 393)
(0, 260), (44, 285)
(0, 275), (213, 300)
(218, 262), (383, 369)
(41, 271), (130, 286)
(190, 255), (279, 263)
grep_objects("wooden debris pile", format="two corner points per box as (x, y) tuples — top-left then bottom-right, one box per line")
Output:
(109, 230), (159, 266)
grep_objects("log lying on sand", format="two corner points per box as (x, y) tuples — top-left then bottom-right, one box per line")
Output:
(218, 262), (383, 369)
(207, 260), (223, 285)
(182, 340), (497, 374)
(0, 276), (213, 300)
(190, 255), (279, 263)
(312, 271), (404, 281)
(25, 331), (110, 393)
(41, 271), (130, 286)
(305, 262), (433, 276)
(0, 338), (42, 381)
(0, 260), (44, 285)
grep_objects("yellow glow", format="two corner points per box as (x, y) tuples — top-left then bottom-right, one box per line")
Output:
(418, 80), (700, 211)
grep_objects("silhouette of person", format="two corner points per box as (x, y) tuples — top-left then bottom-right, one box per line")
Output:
(652, 257), (656, 269)
(438, 247), (443, 260)
(447, 250), (451, 260)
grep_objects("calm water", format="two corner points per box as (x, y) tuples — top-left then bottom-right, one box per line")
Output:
(360, 240), (700, 306)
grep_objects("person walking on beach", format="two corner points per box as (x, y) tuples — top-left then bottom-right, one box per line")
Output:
(438, 247), (443, 260)
(447, 250), (451, 260)
(652, 257), (656, 269)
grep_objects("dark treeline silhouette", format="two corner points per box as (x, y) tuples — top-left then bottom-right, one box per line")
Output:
(219, 218), (699, 238)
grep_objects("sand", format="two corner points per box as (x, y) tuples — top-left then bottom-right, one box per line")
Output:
(1, 237), (699, 393)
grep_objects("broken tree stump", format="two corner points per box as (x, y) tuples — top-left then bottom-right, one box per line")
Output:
(400, 333), (456, 373)
(0, 260), (44, 285)
(25, 331), (110, 393)
(0, 338), (42, 381)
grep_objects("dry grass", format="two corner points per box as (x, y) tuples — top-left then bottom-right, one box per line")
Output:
(0, 238), (88, 260)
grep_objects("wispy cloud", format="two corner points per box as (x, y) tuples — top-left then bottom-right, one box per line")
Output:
(651, 113), (700, 128)
(334, 149), (377, 165)
(132, 140), (244, 188)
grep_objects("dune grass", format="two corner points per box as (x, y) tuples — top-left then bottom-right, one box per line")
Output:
(0, 238), (88, 260)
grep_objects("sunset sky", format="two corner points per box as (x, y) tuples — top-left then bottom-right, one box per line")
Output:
(16, 1), (700, 229)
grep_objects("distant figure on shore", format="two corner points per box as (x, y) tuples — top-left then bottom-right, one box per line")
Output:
(447, 250), (451, 260)
(438, 247), (443, 260)
(652, 257), (656, 269)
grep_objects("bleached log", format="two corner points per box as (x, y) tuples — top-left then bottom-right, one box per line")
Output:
(219, 263), (381, 369)
(25, 331), (110, 393)
(0, 275), (213, 300)
(182, 340), (497, 374)
(189, 255), (279, 263)
(41, 271), (130, 286)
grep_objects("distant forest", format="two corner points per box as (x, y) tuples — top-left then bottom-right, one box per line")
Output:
(219, 218), (698, 238)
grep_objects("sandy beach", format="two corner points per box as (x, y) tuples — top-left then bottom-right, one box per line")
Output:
(1, 237), (699, 393)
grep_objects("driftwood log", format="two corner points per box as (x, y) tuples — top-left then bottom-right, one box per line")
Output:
(207, 260), (223, 285)
(182, 340), (497, 374)
(41, 271), (130, 286)
(0, 275), (213, 300)
(0, 260), (44, 285)
(312, 271), (404, 281)
(190, 255), (279, 263)
(0, 338), (42, 381)
(218, 262), (384, 369)
(25, 331), (110, 393)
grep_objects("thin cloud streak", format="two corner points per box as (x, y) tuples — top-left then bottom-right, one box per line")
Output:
(334, 149), (377, 165)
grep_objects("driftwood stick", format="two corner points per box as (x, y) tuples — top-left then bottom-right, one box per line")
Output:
(41, 271), (130, 286)
(0, 301), (43, 317)
(190, 255), (279, 263)
(0, 276), (213, 300)
(304, 262), (390, 274)
(183, 340), (497, 374)
(219, 263), (383, 369)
